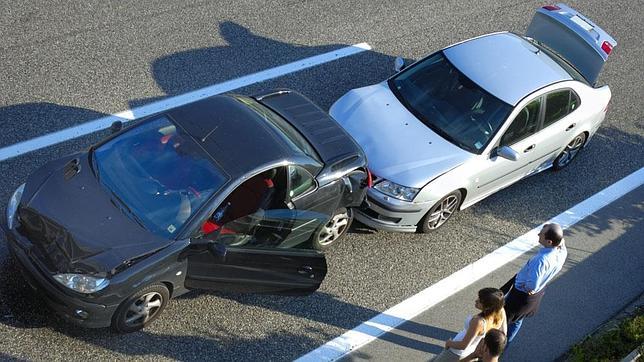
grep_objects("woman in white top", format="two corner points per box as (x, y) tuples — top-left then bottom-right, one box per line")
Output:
(432, 288), (507, 361)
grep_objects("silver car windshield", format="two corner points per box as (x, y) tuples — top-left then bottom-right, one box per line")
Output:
(389, 52), (512, 153)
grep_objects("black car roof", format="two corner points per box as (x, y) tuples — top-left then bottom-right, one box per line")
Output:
(167, 95), (299, 179)
(256, 90), (365, 165)
(166, 91), (365, 180)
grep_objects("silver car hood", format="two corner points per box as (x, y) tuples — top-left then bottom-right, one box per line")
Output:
(330, 82), (474, 188)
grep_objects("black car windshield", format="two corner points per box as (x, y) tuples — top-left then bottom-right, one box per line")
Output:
(389, 52), (513, 153)
(92, 116), (228, 238)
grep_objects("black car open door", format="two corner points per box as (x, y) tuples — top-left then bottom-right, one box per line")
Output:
(184, 209), (328, 295)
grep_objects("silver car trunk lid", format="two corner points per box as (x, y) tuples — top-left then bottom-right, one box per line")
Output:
(526, 3), (617, 85)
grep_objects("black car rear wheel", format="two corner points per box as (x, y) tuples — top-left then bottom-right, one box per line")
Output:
(313, 207), (353, 250)
(112, 283), (169, 333)
(419, 191), (462, 233)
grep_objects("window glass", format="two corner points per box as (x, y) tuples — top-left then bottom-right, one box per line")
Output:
(197, 166), (327, 250)
(543, 90), (572, 128)
(389, 52), (513, 153)
(501, 98), (542, 146)
(288, 165), (315, 199)
(234, 96), (322, 164)
(569, 90), (580, 113)
(212, 209), (327, 250)
(92, 116), (228, 238)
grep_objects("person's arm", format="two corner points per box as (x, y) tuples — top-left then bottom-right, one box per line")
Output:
(461, 352), (478, 362)
(501, 308), (508, 335)
(518, 259), (547, 295)
(446, 317), (484, 350)
(461, 339), (485, 361)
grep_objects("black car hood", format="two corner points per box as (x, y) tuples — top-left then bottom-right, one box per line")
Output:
(19, 152), (172, 274)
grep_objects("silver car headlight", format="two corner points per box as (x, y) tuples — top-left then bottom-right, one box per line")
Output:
(6, 183), (25, 230)
(374, 179), (420, 202)
(53, 274), (110, 294)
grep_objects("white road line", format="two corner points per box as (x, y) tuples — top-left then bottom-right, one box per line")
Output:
(297, 167), (644, 362)
(0, 42), (371, 162)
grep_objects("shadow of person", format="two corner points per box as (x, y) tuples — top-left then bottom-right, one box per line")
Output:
(152, 21), (343, 96)
(132, 21), (409, 110)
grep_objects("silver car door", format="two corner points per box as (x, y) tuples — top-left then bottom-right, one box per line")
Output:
(525, 89), (582, 174)
(472, 97), (544, 199)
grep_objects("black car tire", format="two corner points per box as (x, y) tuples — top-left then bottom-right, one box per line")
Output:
(312, 207), (353, 251)
(553, 133), (587, 171)
(112, 283), (170, 333)
(419, 191), (462, 233)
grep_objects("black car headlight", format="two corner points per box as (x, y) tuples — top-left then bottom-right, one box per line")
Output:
(53, 274), (110, 294)
(6, 183), (25, 230)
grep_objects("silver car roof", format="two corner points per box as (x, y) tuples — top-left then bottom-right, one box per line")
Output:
(443, 32), (572, 106)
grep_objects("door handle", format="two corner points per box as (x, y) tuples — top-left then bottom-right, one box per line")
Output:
(298, 266), (314, 278)
(523, 144), (536, 153)
(565, 123), (576, 131)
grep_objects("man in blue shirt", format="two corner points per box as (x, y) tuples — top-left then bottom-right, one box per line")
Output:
(501, 223), (567, 343)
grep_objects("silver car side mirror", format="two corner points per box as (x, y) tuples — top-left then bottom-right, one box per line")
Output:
(394, 57), (406, 72)
(496, 146), (519, 161)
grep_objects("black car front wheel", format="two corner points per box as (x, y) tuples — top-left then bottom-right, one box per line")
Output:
(112, 283), (169, 333)
(313, 207), (353, 250)
(419, 191), (462, 233)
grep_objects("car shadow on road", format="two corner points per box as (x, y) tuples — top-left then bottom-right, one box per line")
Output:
(181, 290), (455, 356)
(0, 21), (429, 360)
(458, 125), (644, 246)
(130, 20), (408, 112)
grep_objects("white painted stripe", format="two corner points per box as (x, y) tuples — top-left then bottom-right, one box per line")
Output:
(0, 43), (372, 162)
(297, 167), (644, 362)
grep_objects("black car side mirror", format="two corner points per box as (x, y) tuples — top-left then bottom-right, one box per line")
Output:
(109, 121), (123, 134)
(208, 242), (227, 257)
(187, 238), (227, 261)
(394, 57), (406, 72)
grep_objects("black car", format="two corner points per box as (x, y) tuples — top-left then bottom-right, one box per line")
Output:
(1, 90), (369, 332)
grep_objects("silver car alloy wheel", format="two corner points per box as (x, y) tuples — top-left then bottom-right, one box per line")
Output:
(426, 195), (459, 230)
(124, 291), (163, 327)
(318, 210), (350, 246)
(556, 134), (585, 168)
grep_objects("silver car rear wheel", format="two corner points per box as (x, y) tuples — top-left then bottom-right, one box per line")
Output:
(554, 133), (587, 170)
(419, 191), (462, 233)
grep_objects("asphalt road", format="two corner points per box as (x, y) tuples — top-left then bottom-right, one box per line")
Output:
(342, 187), (644, 361)
(0, 0), (642, 361)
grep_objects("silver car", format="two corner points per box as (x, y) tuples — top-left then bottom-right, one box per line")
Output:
(330, 4), (616, 232)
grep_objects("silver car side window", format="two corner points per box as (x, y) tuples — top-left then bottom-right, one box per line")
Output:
(500, 98), (542, 146)
(543, 89), (580, 128)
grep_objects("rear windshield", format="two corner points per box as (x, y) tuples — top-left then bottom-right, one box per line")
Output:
(92, 116), (228, 238)
(530, 39), (590, 85)
(235, 96), (322, 164)
(389, 52), (512, 153)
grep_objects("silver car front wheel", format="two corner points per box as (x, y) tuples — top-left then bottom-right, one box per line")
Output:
(419, 191), (462, 233)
